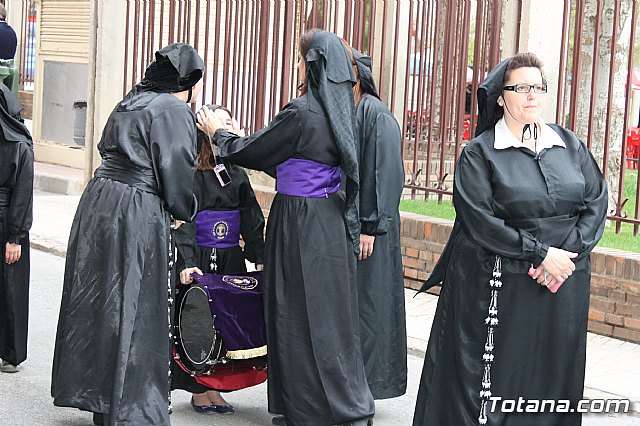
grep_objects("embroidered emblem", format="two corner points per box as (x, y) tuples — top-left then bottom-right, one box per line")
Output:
(212, 221), (229, 239)
(222, 275), (259, 290)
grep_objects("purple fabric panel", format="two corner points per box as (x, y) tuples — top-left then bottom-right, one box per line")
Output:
(195, 210), (241, 248)
(193, 272), (266, 351)
(276, 158), (341, 198)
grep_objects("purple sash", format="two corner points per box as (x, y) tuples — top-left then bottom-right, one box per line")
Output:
(276, 158), (341, 198)
(195, 210), (241, 248)
(193, 272), (266, 359)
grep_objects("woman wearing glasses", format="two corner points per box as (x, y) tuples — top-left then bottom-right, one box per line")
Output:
(413, 52), (607, 425)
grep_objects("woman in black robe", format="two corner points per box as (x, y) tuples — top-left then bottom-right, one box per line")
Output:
(413, 53), (608, 426)
(171, 104), (265, 414)
(51, 43), (204, 426)
(0, 84), (33, 374)
(197, 30), (375, 426)
(347, 45), (407, 400)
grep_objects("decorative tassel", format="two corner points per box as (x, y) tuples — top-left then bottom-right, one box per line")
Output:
(166, 229), (176, 413)
(209, 248), (218, 272)
(226, 345), (268, 359)
(478, 256), (502, 425)
(479, 400), (488, 425)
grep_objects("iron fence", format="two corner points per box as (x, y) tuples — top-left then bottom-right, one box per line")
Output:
(121, 0), (639, 236)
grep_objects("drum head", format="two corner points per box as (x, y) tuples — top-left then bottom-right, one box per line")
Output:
(178, 285), (218, 372)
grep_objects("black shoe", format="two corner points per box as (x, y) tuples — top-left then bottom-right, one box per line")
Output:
(272, 415), (287, 425)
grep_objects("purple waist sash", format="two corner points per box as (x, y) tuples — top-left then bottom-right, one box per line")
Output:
(276, 158), (341, 198)
(193, 272), (266, 358)
(195, 210), (241, 248)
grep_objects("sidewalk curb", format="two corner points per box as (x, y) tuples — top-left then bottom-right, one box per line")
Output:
(34, 172), (85, 195)
(31, 238), (67, 258)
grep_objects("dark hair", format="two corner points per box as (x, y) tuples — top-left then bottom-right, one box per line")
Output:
(197, 106), (232, 171)
(504, 52), (545, 82)
(297, 28), (322, 95)
(494, 52), (545, 123)
(339, 38), (362, 105)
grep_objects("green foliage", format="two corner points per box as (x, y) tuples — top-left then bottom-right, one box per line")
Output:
(398, 170), (640, 253)
(399, 199), (456, 221)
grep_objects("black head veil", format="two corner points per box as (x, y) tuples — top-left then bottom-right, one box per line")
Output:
(139, 43), (204, 93)
(475, 57), (511, 137)
(352, 48), (380, 99)
(304, 31), (361, 253)
(0, 84), (32, 145)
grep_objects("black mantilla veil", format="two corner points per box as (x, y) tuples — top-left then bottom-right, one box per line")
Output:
(305, 31), (361, 252)
(352, 48), (380, 99)
(139, 42), (204, 93)
(118, 43), (205, 112)
(0, 84), (31, 145)
(475, 57), (511, 138)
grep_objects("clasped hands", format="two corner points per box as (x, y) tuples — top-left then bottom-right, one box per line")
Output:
(528, 247), (577, 293)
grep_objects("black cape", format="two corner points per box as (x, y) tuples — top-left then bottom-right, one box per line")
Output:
(355, 94), (407, 399)
(171, 161), (265, 393)
(413, 125), (607, 426)
(51, 90), (197, 426)
(0, 85), (33, 367)
(214, 95), (375, 425)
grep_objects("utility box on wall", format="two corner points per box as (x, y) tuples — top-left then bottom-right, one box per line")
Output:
(41, 61), (88, 146)
(32, 0), (90, 169)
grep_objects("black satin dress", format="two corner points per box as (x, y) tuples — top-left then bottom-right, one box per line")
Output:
(52, 89), (197, 426)
(413, 125), (608, 426)
(355, 94), (407, 400)
(0, 85), (33, 368)
(214, 96), (375, 426)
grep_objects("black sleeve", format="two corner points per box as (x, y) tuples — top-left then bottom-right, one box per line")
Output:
(8, 144), (33, 243)
(237, 170), (265, 264)
(359, 113), (404, 236)
(150, 106), (198, 221)
(214, 107), (302, 170)
(560, 143), (608, 260)
(174, 221), (197, 268)
(453, 144), (549, 267)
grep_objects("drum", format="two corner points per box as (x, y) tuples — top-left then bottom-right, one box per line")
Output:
(174, 271), (267, 390)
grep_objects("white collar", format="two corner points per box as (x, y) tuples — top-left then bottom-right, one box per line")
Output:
(494, 118), (566, 153)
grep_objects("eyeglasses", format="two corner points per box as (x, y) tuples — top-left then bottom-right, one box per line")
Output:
(503, 83), (548, 94)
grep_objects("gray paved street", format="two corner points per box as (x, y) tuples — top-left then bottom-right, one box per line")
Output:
(1, 249), (639, 425)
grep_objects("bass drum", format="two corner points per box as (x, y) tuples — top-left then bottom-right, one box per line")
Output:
(173, 272), (268, 391)
(175, 283), (225, 374)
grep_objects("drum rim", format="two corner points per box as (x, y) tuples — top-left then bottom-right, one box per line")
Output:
(178, 284), (217, 368)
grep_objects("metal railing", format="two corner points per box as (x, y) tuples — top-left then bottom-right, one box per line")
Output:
(550, 0), (640, 235)
(121, 0), (639, 237)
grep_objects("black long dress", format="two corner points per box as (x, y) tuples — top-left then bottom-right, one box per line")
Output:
(413, 124), (608, 426)
(355, 94), (407, 400)
(171, 161), (265, 393)
(0, 85), (33, 368)
(51, 90), (197, 426)
(214, 96), (375, 425)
